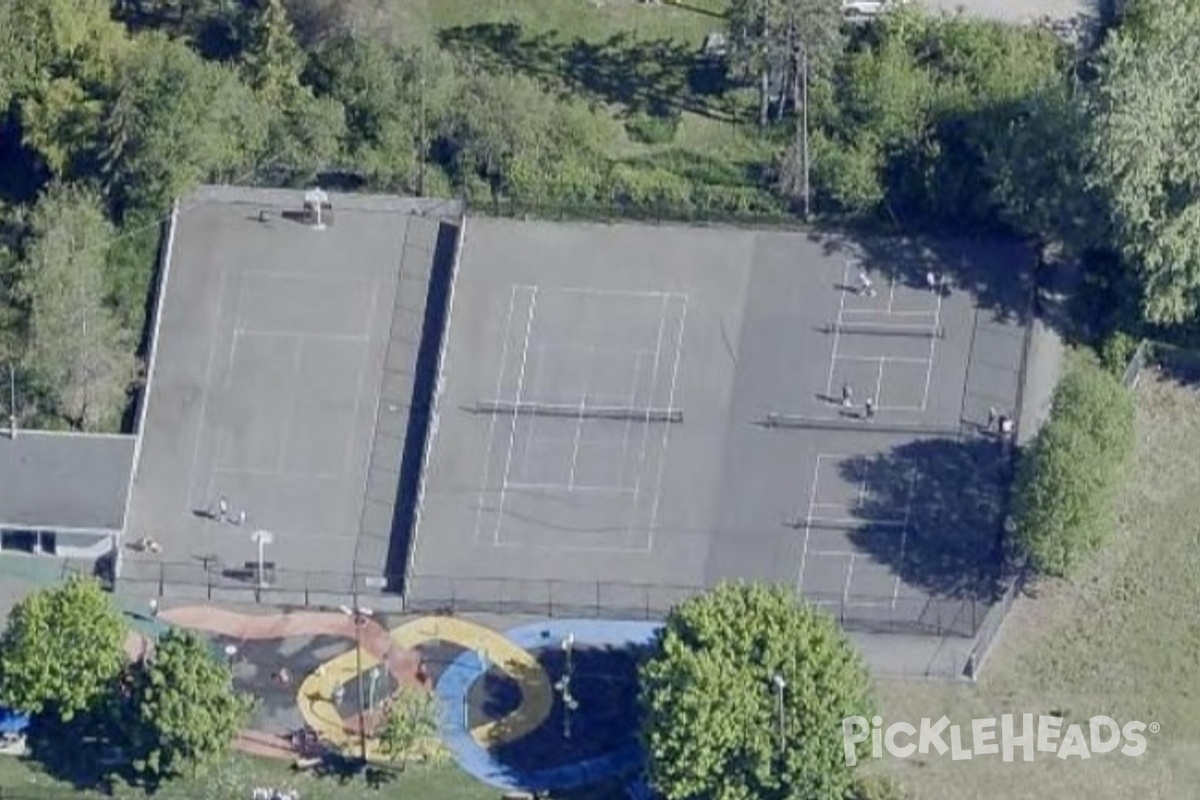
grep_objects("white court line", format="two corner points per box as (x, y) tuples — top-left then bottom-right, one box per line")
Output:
(857, 460), (871, 508)
(840, 308), (936, 318)
(232, 329), (370, 343)
(919, 286), (945, 410)
(214, 466), (339, 480)
(505, 481), (635, 494)
(556, 287), (685, 300)
(274, 337), (306, 471)
(873, 358), (884, 404)
(567, 345), (596, 490)
(514, 342), (550, 487)
(186, 271), (228, 511)
(891, 472), (918, 608)
(492, 286), (539, 544)
(796, 455), (825, 593)
(646, 295), (689, 552)
(835, 354), (929, 365)
(473, 286), (520, 544)
(843, 552), (857, 602)
(533, 343), (655, 356)
(824, 261), (851, 397)
(615, 351), (646, 493)
(808, 516), (908, 529)
(623, 293), (672, 549)
(887, 272), (897, 313)
(341, 278), (384, 478)
(810, 548), (862, 557)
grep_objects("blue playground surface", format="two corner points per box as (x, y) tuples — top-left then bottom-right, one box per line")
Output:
(436, 619), (661, 794)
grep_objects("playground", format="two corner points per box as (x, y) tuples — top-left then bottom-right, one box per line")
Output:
(152, 606), (657, 795)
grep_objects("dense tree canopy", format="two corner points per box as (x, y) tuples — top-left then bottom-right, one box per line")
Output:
(641, 584), (873, 800)
(1085, 0), (1200, 324)
(0, 578), (126, 720)
(14, 184), (139, 429)
(124, 630), (253, 778)
(1013, 356), (1135, 577)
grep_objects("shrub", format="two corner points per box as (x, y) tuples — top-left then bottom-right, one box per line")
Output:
(624, 109), (681, 146)
(1012, 356), (1135, 577)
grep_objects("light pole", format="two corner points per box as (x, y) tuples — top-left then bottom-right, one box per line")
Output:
(224, 644), (238, 669)
(340, 604), (374, 764)
(555, 633), (577, 740)
(250, 530), (273, 587)
(771, 674), (787, 755)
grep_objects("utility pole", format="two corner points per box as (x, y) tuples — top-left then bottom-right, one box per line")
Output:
(801, 42), (810, 220)
(340, 604), (374, 765)
(8, 364), (17, 438)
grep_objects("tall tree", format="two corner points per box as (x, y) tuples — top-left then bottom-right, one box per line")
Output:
(241, 0), (344, 183)
(7, 0), (130, 176)
(1085, 0), (1200, 324)
(14, 183), (139, 429)
(641, 584), (873, 800)
(101, 33), (267, 216)
(0, 578), (125, 721)
(377, 684), (441, 766)
(124, 630), (253, 778)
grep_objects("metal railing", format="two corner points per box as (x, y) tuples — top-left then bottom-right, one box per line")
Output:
(111, 563), (992, 639)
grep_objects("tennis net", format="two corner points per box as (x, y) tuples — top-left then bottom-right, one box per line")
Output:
(760, 413), (962, 436)
(471, 400), (682, 423)
(826, 322), (945, 338)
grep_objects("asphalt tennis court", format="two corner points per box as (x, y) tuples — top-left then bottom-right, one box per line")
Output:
(409, 220), (1030, 634)
(124, 187), (460, 592)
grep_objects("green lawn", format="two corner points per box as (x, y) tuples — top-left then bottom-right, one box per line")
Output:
(370, 0), (775, 201)
(0, 751), (497, 800)
(873, 371), (1200, 799)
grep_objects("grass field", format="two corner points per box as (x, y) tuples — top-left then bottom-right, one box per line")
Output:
(360, 0), (775, 197)
(0, 751), (497, 800)
(874, 371), (1200, 799)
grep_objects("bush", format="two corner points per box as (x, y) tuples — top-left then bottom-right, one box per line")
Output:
(1012, 356), (1136, 577)
(624, 109), (681, 146)
(641, 584), (873, 800)
(1098, 330), (1140, 378)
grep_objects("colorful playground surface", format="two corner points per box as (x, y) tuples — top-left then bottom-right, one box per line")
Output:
(150, 606), (660, 793)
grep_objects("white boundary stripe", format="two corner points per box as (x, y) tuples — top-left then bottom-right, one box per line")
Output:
(840, 308), (936, 318)
(341, 282), (383, 479)
(214, 466), (339, 480)
(567, 345), (597, 490)
(186, 269), (227, 512)
(16, 430), (135, 441)
(807, 516), (907, 529)
(504, 481), (635, 494)
(119, 201), (180, 548)
(834, 354), (930, 365)
(824, 261), (851, 397)
(556, 287), (686, 300)
(512, 335), (550, 489)
(472, 285), (520, 543)
(891, 472), (918, 608)
(624, 293), (672, 547)
(646, 295), (689, 551)
(492, 286), (539, 544)
(615, 350), (646, 494)
(920, 285), (945, 410)
(843, 552), (857, 602)
(275, 337), (306, 471)
(795, 454), (825, 593)
(232, 329), (370, 343)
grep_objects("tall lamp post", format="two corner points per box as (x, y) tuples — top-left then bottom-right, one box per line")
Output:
(771, 674), (787, 756)
(340, 604), (374, 764)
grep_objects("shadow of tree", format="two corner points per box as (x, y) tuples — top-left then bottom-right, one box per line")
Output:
(475, 643), (652, 782)
(839, 436), (1011, 602)
(809, 232), (1035, 329)
(438, 22), (738, 121)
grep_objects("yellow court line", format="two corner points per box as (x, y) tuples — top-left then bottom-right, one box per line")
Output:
(296, 616), (553, 758)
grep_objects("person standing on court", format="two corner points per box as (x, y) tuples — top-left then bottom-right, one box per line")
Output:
(217, 496), (229, 522)
(857, 269), (875, 297)
(926, 270), (939, 293)
(841, 384), (854, 408)
(864, 398), (875, 418)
